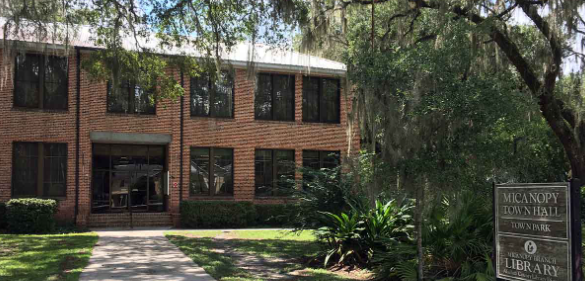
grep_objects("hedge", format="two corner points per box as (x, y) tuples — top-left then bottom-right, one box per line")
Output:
(181, 201), (257, 228)
(255, 204), (300, 227)
(180, 201), (302, 228)
(6, 198), (58, 234)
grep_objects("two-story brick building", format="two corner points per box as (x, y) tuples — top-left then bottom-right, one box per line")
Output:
(0, 34), (359, 227)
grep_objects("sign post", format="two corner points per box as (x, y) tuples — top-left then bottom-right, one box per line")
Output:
(494, 181), (582, 281)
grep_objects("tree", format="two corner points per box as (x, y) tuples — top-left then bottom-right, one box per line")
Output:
(302, 0), (585, 181)
(297, 1), (577, 279)
(1, 0), (308, 102)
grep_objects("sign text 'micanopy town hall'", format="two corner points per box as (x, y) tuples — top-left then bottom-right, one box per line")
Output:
(501, 192), (563, 234)
(502, 192), (561, 217)
(495, 184), (572, 281)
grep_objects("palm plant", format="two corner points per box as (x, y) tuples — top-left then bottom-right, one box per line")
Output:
(423, 191), (493, 279)
(363, 199), (414, 246)
(316, 210), (366, 266)
(317, 199), (416, 269)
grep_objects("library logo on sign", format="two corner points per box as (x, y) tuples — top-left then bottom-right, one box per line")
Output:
(524, 240), (537, 254)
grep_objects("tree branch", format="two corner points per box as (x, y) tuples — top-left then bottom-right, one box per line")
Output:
(518, 1), (562, 94)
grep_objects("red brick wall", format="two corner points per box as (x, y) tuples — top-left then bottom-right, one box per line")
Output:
(0, 51), (78, 222)
(181, 69), (360, 206)
(76, 54), (183, 224)
(0, 49), (360, 225)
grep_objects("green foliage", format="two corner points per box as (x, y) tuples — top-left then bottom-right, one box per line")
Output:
(180, 201), (257, 228)
(317, 199), (415, 268)
(180, 202), (307, 228)
(309, 191), (493, 281)
(422, 191), (493, 280)
(82, 49), (186, 105)
(370, 247), (417, 281)
(317, 210), (366, 267)
(5, 198), (58, 234)
(394, 260), (418, 281)
(361, 200), (417, 280)
(255, 204), (300, 227)
(287, 166), (365, 228)
(362, 199), (414, 246)
(3, 0), (310, 108)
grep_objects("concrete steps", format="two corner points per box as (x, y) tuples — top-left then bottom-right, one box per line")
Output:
(88, 212), (172, 228)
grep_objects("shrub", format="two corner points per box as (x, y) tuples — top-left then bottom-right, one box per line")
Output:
(285, 166), (366, 228)
(421, 191), (493, 280)
(317, 210), (367, 266)
(0, 202), (6, 229)
(181, 201), (257, 228)
(317, 199), (415, 268)
(362, 199), (414, 247)
(6, 198), (58, 234)
(255, 204), (300, 226)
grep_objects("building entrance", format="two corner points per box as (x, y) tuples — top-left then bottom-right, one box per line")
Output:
(91, 144), (166, 213)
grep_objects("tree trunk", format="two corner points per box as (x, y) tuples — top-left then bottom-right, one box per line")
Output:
(537, 93), (585, 182)
(565, 141), (585, 181)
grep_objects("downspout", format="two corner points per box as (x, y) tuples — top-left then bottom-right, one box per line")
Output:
(74, 47), (81, 224)
(179, 71), (184, 204)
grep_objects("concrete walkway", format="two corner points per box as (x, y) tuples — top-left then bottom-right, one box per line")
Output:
(80, 229), (216, 281)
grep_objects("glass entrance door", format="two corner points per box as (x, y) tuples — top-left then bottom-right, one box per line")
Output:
(92, 144), (166, 213)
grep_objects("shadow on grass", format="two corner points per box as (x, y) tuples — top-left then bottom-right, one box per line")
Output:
(222, 237), (322, 259)
(166, 234), (356, 281)
(167, 235), (252, 280)
(0, 233), (98, 281)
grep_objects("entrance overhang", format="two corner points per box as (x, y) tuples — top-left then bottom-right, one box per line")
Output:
(90, 132), (172, 145)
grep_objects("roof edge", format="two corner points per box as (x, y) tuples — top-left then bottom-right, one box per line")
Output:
(0, 39), (347, 76)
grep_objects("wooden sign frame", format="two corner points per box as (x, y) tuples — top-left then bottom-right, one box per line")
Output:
(493, 179), (582, 281)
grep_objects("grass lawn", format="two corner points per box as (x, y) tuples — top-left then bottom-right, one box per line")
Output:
(166, 230), (364, 281)
(0, 232), (98, 281)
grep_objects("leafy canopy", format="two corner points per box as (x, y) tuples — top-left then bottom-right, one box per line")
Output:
(1, 0), (309, 102)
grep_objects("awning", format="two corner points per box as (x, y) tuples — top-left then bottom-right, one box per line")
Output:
(90, 132), (172, 145)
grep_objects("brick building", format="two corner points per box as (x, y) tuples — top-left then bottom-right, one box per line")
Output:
(0, 38), (359, 227)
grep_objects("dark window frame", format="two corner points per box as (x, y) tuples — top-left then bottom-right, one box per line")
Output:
(190, 71), (235, 118)
(254, 149), (296, 197)
(302, 77), (341, 124)
(13, 53), (69, 110)
(106, 81), (157, 115)
(255, 73), (295, 121)
(11, 142), (68, 198)
(189, 147), (234, 197)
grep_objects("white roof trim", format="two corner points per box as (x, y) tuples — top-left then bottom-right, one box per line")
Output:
(0, 21), (346, 76)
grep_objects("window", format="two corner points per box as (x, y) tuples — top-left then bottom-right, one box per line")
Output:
(191, 71), (234, 118)
(107, 82), (155, 114)
(12, 142), (67, 198)
(14, 54), (68, 110)
(255, 74), (295, 121)
(190, 148), (233, 196)
(302, 150), (341, 170)
(255, 149), (295, 196)
(302, 77), (340, 123)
